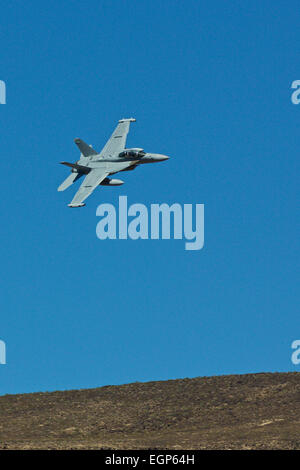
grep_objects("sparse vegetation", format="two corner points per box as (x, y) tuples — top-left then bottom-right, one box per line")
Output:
(0, 372), (299, 449)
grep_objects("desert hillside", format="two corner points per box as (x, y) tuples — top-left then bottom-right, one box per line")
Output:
(0, 372), (299, 450)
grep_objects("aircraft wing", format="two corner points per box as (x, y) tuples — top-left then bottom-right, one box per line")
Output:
(68, 168), (109, 207)
(99, 118), (136, 158)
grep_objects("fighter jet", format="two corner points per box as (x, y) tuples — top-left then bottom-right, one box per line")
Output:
(58, 118), (169, 207)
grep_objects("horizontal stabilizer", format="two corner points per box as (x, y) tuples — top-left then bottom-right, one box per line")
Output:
(74, 138), (98, 157)
(60, 161), (90, 174)
(57, 172), (83, 192)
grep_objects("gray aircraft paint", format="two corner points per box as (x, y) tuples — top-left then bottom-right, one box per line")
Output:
(58, 118), (169, 207)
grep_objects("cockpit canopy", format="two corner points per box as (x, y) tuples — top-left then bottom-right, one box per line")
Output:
(119, 148), (145, 158)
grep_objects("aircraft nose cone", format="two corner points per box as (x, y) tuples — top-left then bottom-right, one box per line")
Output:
(156, 154), (170, 161)
(142, 153), (170, 163)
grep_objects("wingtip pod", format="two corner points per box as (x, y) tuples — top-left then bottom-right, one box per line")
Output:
(68, 203), (86, 208)
(118, 118), (136, 123)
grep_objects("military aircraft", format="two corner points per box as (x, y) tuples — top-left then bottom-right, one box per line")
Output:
(58, 118), (170, 207)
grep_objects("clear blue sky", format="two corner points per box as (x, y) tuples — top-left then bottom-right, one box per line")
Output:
(0, 1), (299, 394)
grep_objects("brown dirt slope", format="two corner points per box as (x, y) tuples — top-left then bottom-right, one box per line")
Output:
(0, 372), (299, 449)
